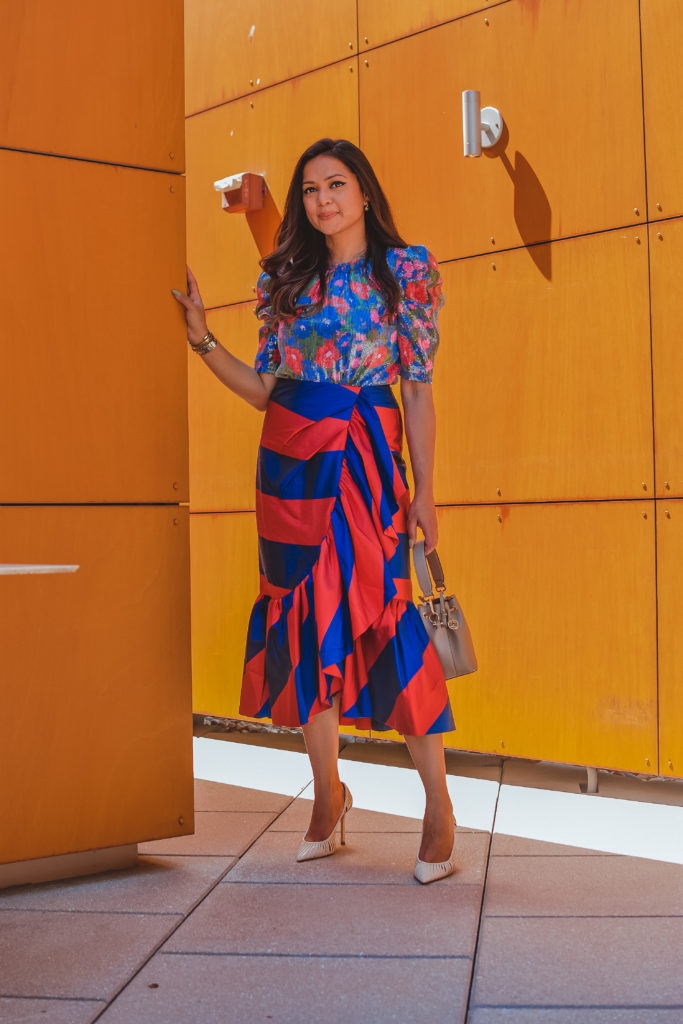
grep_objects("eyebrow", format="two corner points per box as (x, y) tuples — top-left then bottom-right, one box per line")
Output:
(302, 173), (348, 184)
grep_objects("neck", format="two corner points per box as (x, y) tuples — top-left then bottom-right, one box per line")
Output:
(325, 232), (368, 266)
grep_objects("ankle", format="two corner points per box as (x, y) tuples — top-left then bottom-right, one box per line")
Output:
(313, 778), (343, 803)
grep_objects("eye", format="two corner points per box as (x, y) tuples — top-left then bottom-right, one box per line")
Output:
(303, 181), (345, 195)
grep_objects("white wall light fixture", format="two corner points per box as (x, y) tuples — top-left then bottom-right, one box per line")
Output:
(462, 90), (503, 156)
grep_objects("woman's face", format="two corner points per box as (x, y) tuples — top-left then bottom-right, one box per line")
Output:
(301, 154), (366, 240)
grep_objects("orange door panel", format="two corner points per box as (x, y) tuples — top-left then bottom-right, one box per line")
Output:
(360, 0), (645, 260)
(656, 499), (683, 778)
(0, 150), (188, 504)
(0, 0), (183, 171)
(185, 0), (357, 112)
(190, 510), (370, 738)
(432, 227), (653, 504)
(0, 506), (193, 865)
(188, 301), (265, 513)
(185, 60), (359, 309)
(641, 0), (683, 219)
(650, 217), (683, 497)
(379, 501), (657, 770)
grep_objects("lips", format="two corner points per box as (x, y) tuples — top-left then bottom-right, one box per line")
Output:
(319, 212), (337, 220)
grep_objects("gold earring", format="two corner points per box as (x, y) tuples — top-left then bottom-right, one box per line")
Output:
(363, 200), (369, 211)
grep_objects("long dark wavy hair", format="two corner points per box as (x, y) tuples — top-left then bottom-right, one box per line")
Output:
(257, 138), (409, 328)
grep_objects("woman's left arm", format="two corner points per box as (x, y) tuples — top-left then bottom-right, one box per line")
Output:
(400, 378), (438, 554)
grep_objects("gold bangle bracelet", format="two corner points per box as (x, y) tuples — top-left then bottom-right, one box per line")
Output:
(190, 330), (218, 355)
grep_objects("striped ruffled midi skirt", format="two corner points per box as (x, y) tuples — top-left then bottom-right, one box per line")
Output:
(239, 377), (456, 735)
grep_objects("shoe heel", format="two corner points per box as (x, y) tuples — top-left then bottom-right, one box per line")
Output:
(296, 782), (352, 863)
(340, 782), (352, 845)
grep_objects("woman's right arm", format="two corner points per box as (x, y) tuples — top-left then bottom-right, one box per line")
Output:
(171, 264), (277, 411)
(195, 344), (278, 411)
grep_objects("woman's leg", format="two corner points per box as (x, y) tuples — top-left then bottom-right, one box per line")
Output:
(403, 733), (455, 861)
(300, 693), (346, 841)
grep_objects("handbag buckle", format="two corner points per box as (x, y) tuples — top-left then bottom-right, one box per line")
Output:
(422, 589), (461, 630)
(425, 596), (440, 626)
(444, 594), (460, 630)
(426, 592), (449, 628)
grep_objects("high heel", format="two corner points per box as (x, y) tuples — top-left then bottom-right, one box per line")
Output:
(413, 816), (458, 884)
(296, 782), (353, 862)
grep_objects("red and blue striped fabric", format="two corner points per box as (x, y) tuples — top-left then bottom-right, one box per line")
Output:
(239, 377), (456, 735)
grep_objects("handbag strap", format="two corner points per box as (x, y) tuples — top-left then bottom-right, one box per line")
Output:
(412, 539), (446, 597)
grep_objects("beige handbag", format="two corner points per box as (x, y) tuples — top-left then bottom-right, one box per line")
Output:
(412, 540), (478, 679)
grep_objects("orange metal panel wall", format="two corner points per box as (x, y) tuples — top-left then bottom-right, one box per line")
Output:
(641, 0), (683, 219)
(650, 216), (683, 497)
(358, 0), (497, 48)
(0, 150), (188, 504)
(1, 0), (192, 868)
(433, 230), (653, 504)
(359, 0), (646, 260)
(0, 0), (184, 171)
(0, 507), (193, 864)
(190, 512), (258, 718)
(185, 0), (357, 111)
(656, 499), (683, 774)
(185, 0), (682, 777)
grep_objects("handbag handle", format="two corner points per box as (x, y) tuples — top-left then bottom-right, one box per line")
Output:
(412, 539), (446, 598)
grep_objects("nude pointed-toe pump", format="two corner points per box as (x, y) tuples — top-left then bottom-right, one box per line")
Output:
(296, 782), (353, 862)
(413, 816), (458, 884)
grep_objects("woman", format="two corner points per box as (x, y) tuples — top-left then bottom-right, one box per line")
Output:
(172, 137), (457, 884)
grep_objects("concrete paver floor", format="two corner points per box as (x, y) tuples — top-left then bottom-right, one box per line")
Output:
(1, 722), (682, 1023)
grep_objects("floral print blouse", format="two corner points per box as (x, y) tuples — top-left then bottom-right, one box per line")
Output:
(253, 244), (445, 386)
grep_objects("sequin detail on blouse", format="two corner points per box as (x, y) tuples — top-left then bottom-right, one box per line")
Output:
(253, 244), (445, 386)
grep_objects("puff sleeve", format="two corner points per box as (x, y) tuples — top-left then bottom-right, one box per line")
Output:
(392, 245), (445, 382)
(253, 271), (281, 374)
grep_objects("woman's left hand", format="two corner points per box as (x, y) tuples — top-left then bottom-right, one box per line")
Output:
(407, 492), (438, 555)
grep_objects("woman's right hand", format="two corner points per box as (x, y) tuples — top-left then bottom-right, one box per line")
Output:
(171, 265), (209, 346)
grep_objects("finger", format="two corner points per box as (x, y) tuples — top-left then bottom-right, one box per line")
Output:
(423, 528), (438, 555)
(186, 272), (203, 305)
(407, 518), (417, 548)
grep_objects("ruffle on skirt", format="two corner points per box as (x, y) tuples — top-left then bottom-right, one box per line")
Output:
(239, 377), (456, 734)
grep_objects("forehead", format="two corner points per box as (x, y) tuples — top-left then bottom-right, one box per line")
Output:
(302, 154), (353, 183)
